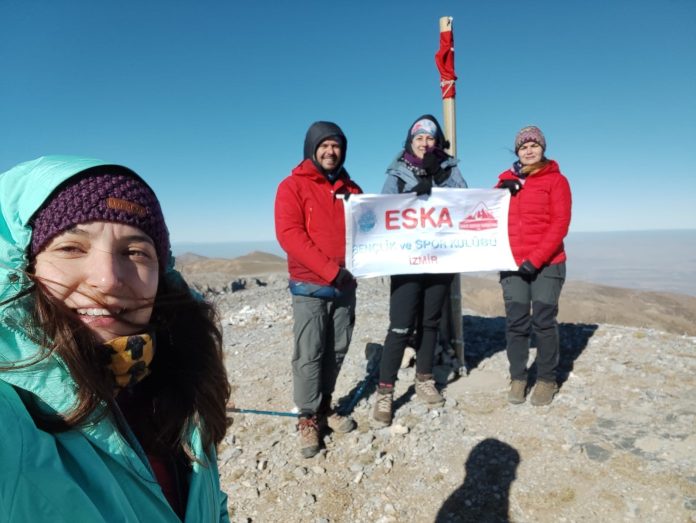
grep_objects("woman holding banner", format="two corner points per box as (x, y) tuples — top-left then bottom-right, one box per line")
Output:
(496, 126), (572, 407)
(0, 156), (231, 521)
(372, 114), (467, 427)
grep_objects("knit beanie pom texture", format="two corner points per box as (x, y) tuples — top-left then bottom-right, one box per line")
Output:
(514, 126), (546, 153)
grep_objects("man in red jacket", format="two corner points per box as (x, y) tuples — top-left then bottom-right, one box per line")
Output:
(274, 121), (363, 458)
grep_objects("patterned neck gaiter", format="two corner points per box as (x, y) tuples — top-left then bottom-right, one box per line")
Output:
(403, 151), (424, 168)
(512, 161), (527, 178)
(97, 333), (155, 391)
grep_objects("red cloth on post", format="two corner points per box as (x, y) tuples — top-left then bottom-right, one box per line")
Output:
(435, 30), (457, 99)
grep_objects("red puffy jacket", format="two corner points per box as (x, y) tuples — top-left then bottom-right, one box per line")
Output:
(275, 159), (363, 285)
(496, 159), (572, 268)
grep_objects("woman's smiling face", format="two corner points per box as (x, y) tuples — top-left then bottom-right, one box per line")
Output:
(411, 134), (436, 159)
(517, 141), (544, 165)
(33, 221), (159, 342)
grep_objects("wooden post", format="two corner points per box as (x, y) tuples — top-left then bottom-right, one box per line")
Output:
(440, 17), (457, 158)
(438, 16), (465, 372)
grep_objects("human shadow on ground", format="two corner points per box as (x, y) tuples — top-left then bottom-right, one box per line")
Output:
(337, 317), (598, 415)
(393, 385), (416, 414)
(460, 315), (598, 387)
(336, 343), (382, 416)
(435, 438), (520, 523)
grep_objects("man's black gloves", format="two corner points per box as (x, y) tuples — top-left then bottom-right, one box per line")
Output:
(412, 177), (433, 196)
(333, 268), (354, 287)
(518, 260), (537, 276)
(499, 179), (522, 196)
(422, 149), (451, 185)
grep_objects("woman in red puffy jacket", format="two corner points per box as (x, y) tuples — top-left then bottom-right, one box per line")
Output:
(495, 126), (572, 407)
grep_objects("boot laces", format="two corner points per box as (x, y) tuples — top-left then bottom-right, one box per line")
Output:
(298, 416), (318, 435)
(376, 392), (392, 414)
(417, 378), (438, 396)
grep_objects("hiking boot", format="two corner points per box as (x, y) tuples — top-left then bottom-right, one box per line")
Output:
(317, 395), (356, 433)
(325, 411), (356, 433)
(530, 380), (558, 406)
(508, 379), (527, 404)
(372, 386), (394, 427)
(297, 416), (320, 458)
(415, 373), (445, 407)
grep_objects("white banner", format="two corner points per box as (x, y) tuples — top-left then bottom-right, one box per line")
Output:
(344, 188), (517, 277)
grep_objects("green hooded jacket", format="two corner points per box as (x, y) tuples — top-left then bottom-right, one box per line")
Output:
(0, 156), (229, 522)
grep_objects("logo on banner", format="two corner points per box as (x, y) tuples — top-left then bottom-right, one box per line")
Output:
(459, 202), (498, 231)
(358, 209), (377, 232)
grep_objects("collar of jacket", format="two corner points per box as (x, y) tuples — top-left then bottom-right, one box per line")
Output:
(501, 159), (560, 181)
(527, 159), (559, 178)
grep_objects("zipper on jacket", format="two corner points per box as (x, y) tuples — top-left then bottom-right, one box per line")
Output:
(207, 452), (217, 521)
(110, 400), (158, 479)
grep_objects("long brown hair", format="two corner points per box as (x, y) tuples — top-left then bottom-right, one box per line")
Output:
(7, 272), (231, 458)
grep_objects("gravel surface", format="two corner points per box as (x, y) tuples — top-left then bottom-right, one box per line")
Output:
(184, 264), (696, 523)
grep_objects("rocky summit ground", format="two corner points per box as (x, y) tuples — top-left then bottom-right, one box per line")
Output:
(178, 253), (696, 523)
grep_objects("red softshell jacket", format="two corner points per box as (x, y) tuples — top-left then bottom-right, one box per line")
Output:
(275, 159), (363, 285)
(496, 159), (572, 268)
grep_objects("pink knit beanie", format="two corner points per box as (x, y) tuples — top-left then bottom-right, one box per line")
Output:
(514, 126), (546, 153)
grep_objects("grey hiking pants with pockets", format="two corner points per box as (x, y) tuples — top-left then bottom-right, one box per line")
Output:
(500, 262), (566, 383)
(291, 288), (356, 416)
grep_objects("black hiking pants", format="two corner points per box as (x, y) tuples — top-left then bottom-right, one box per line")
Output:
(379, 273), (455, 386)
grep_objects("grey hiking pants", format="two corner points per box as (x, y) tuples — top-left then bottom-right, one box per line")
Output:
(499, 262), (566, 383)
(291, 288), (356, 416)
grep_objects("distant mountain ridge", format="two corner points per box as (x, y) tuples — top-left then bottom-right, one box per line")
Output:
(175, 250), (287, 286)
(172, 230), (696, 296)
(175, 250), (696, 336)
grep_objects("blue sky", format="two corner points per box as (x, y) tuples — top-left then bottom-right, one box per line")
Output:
(2, 0), (694, 244)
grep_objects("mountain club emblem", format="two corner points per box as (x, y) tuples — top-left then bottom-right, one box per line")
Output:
(459, 202), (498, 231)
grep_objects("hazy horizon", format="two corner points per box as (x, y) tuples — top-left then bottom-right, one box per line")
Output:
(173, 229), (696, 297)
(4, 3), (695, 243)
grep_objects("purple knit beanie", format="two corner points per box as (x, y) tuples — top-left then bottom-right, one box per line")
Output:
(30, 167), (170, 271)
(514, 126), (546, 153)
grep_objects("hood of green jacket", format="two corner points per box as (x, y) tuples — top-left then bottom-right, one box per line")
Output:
(0, 156), (229, 522)
(0, 156), (122, 411)
(0, 155), (178, 412)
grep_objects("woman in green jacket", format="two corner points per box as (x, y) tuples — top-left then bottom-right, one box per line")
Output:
(0, 156), (231, 522)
